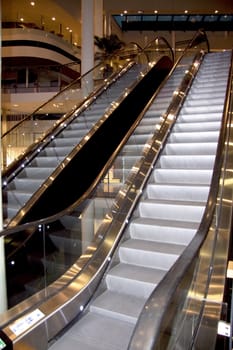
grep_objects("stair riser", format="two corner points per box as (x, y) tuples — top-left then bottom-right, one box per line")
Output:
(158, 155), (215, 169)
(106, 275), (157, 299)
(146, 185), (209, 202)
(173, 122), (221, 132)
(164, 143), (217, 155)
(169, 132), (219, 143)
(129, 222), (196, 245)
(139, 202), (205, 222)
(119, 247), (180, 270)
(152, 169), (212, 184)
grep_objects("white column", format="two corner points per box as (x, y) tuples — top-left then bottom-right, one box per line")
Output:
(0, 24), (8, 312)
(81, 0), (94, 76)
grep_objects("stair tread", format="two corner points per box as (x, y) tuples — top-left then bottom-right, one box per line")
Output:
(141, 198), (205, 207)
(108, 262), (168, 283)
(57, 312), (135, 350)
(131, 216), (199, 230)
(91, 290), (146, 323)
(121, 238), (186, 255)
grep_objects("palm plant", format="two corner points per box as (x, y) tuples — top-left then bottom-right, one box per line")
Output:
(94, 34), (125, 56)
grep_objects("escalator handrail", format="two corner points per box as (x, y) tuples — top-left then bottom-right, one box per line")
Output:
(128, 50), (233, 350)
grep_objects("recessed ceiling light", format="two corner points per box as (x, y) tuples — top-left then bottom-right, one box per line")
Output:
(52, 17), (56, 21)
(215, 10), (219, 13)
(184, 10), (188, 14)
(154, 10), (158, 14)
(30, 1), (35, 6)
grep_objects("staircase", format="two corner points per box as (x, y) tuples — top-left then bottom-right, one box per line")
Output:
(48, 51), (231, 350)
(3, 64), (144, 225)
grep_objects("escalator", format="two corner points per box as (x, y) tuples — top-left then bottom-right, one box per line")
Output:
(1, 31), (231, 350)
(2, 43), (173, 228)
(45, 50), (232, 350)
(3, 52), (193, 309)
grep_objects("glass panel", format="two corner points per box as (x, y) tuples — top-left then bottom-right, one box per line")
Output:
(157, 15), (172, 21)
(173, 15), (188, 21)
(204, 15), (219, 22)
(127, 15), (142, 22)
(219, 15), (233, 22)
(188, 15), (203, 22)
(113, 15), (125, 26)
(142, 15), (157, 22)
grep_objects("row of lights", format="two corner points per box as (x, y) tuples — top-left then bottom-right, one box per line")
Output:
(121, 9), (220, 15)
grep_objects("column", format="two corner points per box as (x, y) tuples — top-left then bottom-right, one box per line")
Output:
(81, 0), (94, 76)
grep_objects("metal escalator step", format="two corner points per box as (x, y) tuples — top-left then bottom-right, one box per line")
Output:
(129, 217), (197, 244)
(185, 97), (226, 107)
(165, 142), (217, 155)
(146, 183), (209, 202)
(90, 290), (146, 324)
(40, 146), (72, 157)
(30, 157), (61, 167)
(152, 168), (212, 184)
(178, 112), (222, 122)
(7, 178), (43, 191)
(169, 131), (219, 142)
(119, 238), (185, 269)
(158, 154), (215, 169)
(139, 199), (205, 223)
(19, 167), (53, 179)
(50, 138), (78, 147)
(106, 263), (167, 298)
(6, 190), (32, 206)
(180, 105), (224, 114)
(173, 121), (221, 132)
(56, 312), (135, 350)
